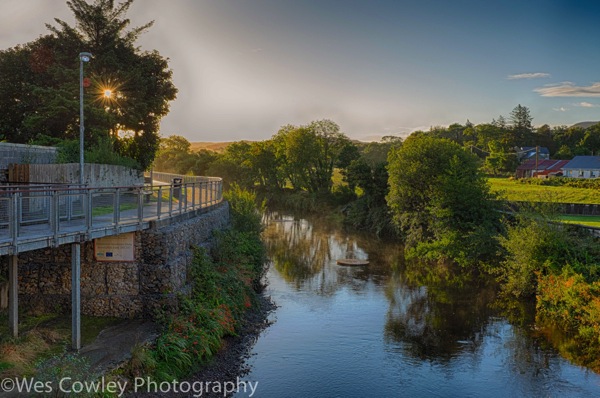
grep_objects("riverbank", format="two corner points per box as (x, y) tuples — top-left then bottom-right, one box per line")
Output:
(182, 292), (276, 396)
(126, 292), (276, 397)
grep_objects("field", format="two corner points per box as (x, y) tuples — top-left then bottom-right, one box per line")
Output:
(557, 215), (600, 228)
(488, 178), (600, 204)
(189, 141), (254, 153)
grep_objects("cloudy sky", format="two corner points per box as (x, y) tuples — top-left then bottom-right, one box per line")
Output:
(2, 0), (600, 141)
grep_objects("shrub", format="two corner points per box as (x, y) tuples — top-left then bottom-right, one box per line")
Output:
(537, 268), (600, 371)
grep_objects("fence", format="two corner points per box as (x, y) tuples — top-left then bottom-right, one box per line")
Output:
(0, 175), (223, 255)
(507, 201), (600, 216)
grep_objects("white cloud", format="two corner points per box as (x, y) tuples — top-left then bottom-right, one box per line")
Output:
(535, 82), (600, 97)
(507, 72), (550, 80)
(553, 107), (568, 112)
(576, 101), (599, 108)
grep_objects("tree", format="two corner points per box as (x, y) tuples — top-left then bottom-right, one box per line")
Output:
(207, 141), (256, 189)
(248, 140), (286, 191)
(509, 104), (533, 145)
(0, 0), (177, 169)
(386, 135), (501, 267)
(153, 135), (194, 174)
(272, 120), (353, 194)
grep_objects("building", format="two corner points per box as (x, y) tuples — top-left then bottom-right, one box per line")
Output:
(562, 156), (600, 178)
(515, 159), (569, 179)
(516, 146), (550, 163)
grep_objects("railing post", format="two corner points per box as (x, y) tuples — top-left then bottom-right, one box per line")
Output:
(137, 187), (144, 222)
(191, 182), (196, 209)
(168, 185), (173, 217)
(114, 188), (121, 226)
(203, 182), (208, 207)
(9, 193), (20, 246)
(157, 186), (163, 219)
(86, 189), (93, 231)
(178, 184), (183, 214)
(51, 190), (59, 240)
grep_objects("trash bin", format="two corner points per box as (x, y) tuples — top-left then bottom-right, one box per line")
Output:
(172, 178), (182, 200)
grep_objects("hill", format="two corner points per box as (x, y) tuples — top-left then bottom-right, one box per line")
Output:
(189, 141), (251, 153)
(571, 121), (600, 129)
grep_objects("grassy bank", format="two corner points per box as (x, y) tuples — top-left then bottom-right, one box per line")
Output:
(0, 314), (119, 378)
(557, 215), (600, 228)
(124, 184), (267, 381)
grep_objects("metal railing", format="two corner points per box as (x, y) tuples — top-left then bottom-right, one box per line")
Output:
(0, 176), (223, 255)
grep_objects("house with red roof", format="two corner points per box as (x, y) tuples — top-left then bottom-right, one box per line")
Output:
(515, 159), (569, 179)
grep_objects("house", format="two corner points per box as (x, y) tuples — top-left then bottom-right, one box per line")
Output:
(515, 159), (569, 179)
(562, 156), (600, 178)
(516, 146), (550, 163)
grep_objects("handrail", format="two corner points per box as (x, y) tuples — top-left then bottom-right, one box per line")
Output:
(0, 175), (223, 256)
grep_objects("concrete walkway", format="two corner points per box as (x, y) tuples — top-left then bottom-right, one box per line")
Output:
(80, 319), (159, 375)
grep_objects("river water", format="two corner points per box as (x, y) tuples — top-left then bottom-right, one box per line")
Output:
(237, 213), (600, 397)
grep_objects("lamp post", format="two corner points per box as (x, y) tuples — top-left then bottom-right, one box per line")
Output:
(79, 52), (92, 185)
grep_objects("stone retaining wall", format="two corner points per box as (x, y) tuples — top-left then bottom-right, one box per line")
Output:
(0, 201), (229, 318)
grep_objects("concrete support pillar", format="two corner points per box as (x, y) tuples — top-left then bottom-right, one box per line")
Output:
(71, 243), (81, 350)
(8, 255), (18, 338)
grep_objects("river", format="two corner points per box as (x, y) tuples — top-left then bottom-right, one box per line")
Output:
(237, 213), (600, 397)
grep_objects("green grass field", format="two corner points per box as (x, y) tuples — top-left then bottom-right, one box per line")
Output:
(557, 215), (600, 228)
(488, 178), (600, 204)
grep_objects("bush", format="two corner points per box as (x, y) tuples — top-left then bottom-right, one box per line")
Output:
(57, 138), (139, 169)
(496, 213), (600, 298)
(537, 268), (600, 371)
(224, 183), (264, 235)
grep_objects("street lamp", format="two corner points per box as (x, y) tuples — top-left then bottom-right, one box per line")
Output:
(79, 52), (92, 185)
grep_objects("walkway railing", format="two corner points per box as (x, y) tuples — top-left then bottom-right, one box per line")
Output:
(0, 175), (223, 256)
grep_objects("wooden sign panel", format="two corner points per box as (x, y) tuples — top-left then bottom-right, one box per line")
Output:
(94, 233), (135, 262)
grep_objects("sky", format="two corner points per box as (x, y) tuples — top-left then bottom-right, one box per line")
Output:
(2, 0), (600, 142)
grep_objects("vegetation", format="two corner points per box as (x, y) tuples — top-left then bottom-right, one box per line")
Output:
(387, 135), (502, 267)
(0, 314), (119, 379)
(488, 177), (600, 204)
(0, 0), (177, 169)
(149, 109), (600, 372)
(128, 186), (266, 381)
(492, 207), (600, 371)
(557, 215), (600, 228)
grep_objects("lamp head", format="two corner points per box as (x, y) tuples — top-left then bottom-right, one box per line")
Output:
(79, 52), (92, 62)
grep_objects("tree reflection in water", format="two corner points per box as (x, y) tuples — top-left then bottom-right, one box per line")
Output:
(263, 212), (599, 382)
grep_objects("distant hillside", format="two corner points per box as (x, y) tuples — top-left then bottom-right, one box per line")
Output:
(189, 141), (254, 153)
(571, 121), (600, 129)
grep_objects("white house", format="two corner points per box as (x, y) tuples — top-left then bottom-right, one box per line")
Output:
(562, 156), (600, 178)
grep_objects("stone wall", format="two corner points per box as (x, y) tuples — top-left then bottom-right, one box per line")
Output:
(0, 143), (58, 170)
(8, 163), (143, 187)
(3, 201), (230, 318)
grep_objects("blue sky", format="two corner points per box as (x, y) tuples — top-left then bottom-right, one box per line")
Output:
(2, 0), (600, 141)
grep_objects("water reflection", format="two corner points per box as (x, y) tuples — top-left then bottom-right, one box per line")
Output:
(248, 213), (600, 397)
(264, 212), (398, 294)
(384, 260), (497, 362)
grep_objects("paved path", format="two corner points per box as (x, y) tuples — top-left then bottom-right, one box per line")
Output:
(80, 319), (160, 375)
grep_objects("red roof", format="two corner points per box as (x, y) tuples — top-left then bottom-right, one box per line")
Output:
(516, 159), (569, 173)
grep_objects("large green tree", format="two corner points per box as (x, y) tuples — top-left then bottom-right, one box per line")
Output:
(273, 120), (355, 194)
(0, 0), (177, 169)
(386, 135), (501, 267)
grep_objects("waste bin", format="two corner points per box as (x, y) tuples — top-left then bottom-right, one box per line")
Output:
(172, 178), (182, 200)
